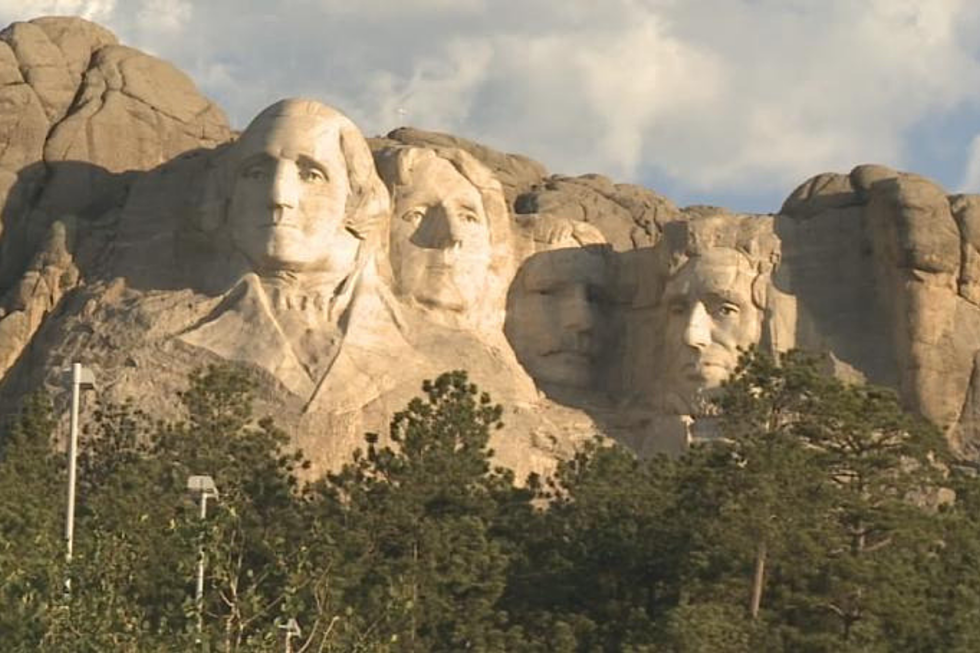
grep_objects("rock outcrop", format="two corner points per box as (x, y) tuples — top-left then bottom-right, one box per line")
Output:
(2, 15), (980, 476)
(777, 165), (980, 455)
(0, 16), (231, 395)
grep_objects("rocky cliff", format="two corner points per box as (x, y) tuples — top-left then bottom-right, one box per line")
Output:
(2, 16), (977, 479)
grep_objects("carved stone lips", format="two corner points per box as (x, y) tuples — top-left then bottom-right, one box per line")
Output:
(681, 360), (728, 379)
(540, 351), (592, 375)
(543, 346), (593, 360)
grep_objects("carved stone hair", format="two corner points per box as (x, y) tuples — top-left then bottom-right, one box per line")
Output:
(661, 213), (780, 310)
(196, 98), (390, 243)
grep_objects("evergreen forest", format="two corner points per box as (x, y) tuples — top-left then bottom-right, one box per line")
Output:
(2, 351), (980, 652)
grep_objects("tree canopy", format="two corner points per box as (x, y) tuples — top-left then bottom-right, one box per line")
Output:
(1, 351), (977, 651)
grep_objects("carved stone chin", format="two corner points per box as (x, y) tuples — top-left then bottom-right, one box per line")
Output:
(659, 249), (761, 412)
(390, 155), (492, 313)
(222, 100), (369, 281)
(170, 99), (404, 406)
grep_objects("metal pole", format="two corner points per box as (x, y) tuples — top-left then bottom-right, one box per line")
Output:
(65, 363), (82, 568)
(196, 491), (209, 636)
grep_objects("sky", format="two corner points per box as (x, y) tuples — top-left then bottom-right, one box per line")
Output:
(4, 0), (980, 213)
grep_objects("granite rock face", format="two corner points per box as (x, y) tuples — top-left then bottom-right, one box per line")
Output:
(777, 165), (980, 455)
(0, 16), (230, 390)
(3, 16), (980, 477)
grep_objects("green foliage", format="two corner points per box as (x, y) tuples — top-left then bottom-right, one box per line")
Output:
(671, 349), (952, 652)
(504, 440), (681, 651)
(0, 354), (973, 652)
(0, 392), (63, 650)
(159, 365), (312, 652)
(319, 370), (521, 651)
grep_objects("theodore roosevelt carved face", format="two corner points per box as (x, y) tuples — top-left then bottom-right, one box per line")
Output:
(506, 239), (611, 391)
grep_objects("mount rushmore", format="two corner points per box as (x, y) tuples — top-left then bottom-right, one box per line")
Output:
(2, 16), (979, 478)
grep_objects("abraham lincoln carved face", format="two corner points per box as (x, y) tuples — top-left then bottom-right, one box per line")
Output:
(654, 216), (779, 416)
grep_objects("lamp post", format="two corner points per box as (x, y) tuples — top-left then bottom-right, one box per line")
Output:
(187, 474), (219, 640)
(62, 363), (95, 588)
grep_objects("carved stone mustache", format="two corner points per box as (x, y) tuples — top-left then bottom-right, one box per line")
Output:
(541, 332), (597, 358)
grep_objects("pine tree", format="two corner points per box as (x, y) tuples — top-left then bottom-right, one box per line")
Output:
(927, 464), (980, 652)
(154, 364), (313, 652)
(669, 349), (950, 651)
(18, 365), (316, 651)
(501, 439), (684, 652)
(0, 392), (64, 650)
(321, 370), (526, 651)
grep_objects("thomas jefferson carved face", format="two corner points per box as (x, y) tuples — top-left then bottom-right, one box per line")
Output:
(389, 155), (493, 313)
(661, 248), (763, 414)
(228, 110), (356, 274)
(507, 247), (609, 389)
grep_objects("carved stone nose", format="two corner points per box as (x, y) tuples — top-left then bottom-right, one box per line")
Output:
(562, 286), (594, 333)
(270, 162), (299, 210)
(416, 205), (463, 249)
(682, 302), (712, 350)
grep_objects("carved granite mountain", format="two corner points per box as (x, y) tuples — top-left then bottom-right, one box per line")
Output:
(0, 16), (230, 386)
(2, 15), (980, 476)
(777, 165), (980, 455)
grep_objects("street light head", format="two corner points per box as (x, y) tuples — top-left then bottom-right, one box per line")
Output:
(61, 363), (96, 390)
(77, 368), (95, 389)
(187, 474), (219, 498)
(277, 617), (302, 637)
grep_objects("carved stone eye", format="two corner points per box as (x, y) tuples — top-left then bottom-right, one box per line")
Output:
(402, 209), (425, 224)
(668, 301), (687, 316)
(299, 166), (327, 183)
(240, 163), (268, 180)
(716, 303), (740, 317)
(586, 285), (607, 304)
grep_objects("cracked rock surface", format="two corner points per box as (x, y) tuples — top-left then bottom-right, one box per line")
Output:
(0, 16), (230, 392)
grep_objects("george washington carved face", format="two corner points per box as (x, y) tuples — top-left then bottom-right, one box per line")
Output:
(228, 108), (354, 274)
(214, 99), (388, 281)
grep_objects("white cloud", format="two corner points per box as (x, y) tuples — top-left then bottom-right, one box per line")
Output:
(0, 0), (116, 22)
(642, 0), (980, 192)
(313, 0), (487, 15)
(365, 38), (495, 132)
(135, 0), (191, 34)
(3, 0), (980, 209)
(959, 134), (980, 193)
